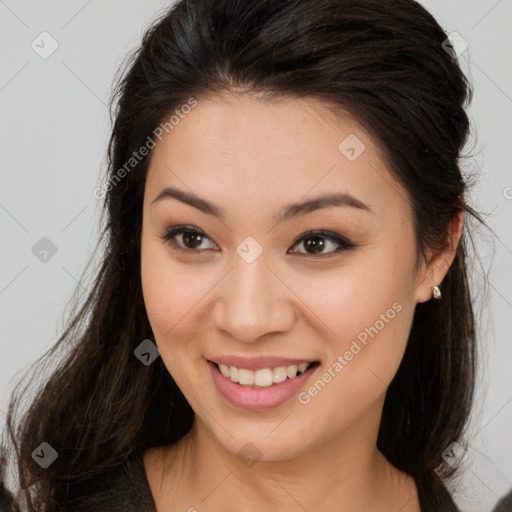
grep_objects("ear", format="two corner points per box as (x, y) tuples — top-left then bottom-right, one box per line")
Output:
(415, 211), (464, 304)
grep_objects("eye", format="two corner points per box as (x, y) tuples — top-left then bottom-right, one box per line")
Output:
(160, 225), (218, 251)
(160, 226), (354, 257)
(287, 230), (354, 256)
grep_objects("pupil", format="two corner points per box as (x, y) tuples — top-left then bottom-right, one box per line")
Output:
(184, 232), (202, 248)
(305, 236), (324, 254)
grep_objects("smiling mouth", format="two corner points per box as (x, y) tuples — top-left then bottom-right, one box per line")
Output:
(211, 361), (320, 389)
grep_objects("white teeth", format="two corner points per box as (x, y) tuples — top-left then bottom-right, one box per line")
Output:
(238, 368), (254, 386)
(287, 365), (298, 378)
(273, 366), (288, 383)
(254, 368), (274, 387)
(230, 366), (239, 383)
(217, 362), (314, 388)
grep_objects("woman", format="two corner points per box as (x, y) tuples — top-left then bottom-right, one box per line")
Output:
(1, 0), (485, 510)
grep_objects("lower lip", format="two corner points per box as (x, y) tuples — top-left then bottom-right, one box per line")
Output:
(208, 361), (319, 411)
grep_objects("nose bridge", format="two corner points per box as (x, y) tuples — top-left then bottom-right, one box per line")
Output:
(213, 250), (294, 343)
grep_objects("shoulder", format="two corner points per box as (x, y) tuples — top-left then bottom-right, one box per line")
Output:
(61, 455), (157, 512)
(415, 471), (461, 512)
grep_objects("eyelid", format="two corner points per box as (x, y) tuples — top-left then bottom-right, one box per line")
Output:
(288, 229), (353, 254)
(160, 225), (354, 256)
(160, 225), (218, 251)
(292, 229), (352, 246)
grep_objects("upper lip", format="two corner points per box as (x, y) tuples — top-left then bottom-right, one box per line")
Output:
(208, 356), (318, 371)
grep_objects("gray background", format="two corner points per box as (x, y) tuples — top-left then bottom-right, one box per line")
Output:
(1, 1), (511, 510)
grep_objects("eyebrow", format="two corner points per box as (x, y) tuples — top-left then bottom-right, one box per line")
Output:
(151, 186), (371, 223)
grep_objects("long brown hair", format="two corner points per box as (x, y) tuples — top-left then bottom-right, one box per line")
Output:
(2, 0), (487, 509)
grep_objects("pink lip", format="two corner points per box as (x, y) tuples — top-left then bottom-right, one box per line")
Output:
(210, 356), (317, 371)
(208, 360), (319, 411)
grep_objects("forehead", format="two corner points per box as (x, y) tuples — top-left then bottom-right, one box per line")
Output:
(144, 94), (410, 223)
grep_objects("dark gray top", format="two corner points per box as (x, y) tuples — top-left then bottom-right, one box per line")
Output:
(33, 454), (462, 511)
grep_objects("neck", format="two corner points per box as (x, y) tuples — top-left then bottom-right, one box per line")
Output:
(153, 406), (419, 511)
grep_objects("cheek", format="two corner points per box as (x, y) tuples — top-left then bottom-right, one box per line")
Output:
(140, 237), (194, 362)
(140, 235), (217, 389)
(141, 234), (195, 334)
(295, 246), (416, 403)
(297, 295), (414, 437)
(141, 246), (174, 335)
(295, 250), (413, 346)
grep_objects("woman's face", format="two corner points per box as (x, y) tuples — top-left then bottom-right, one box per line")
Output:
(141, 94), (436, 462)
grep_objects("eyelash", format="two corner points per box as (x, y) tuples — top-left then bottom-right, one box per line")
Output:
(160, 225), (354, 257)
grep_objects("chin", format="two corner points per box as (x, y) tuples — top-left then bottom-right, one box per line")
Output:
(198, 412), (320, 464)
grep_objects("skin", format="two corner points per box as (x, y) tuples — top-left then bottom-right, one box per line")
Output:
(140, 93), (463, 511)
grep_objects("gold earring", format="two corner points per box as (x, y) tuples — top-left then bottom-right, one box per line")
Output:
(432, 285), (441, 300)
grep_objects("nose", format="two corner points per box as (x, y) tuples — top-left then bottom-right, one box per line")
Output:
(211, 255), (296, 344)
